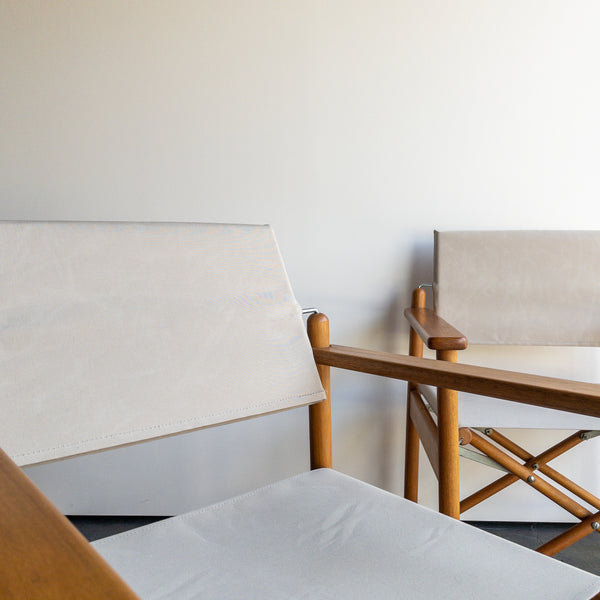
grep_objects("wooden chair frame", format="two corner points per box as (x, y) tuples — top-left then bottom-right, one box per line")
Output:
(4, 311), (600, 598)
(404, 286), (600, 557)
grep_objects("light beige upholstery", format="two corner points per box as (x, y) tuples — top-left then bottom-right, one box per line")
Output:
(0, 221), (325, 466)
(94, 469), (600, 600)
(434, 230), (600, 346)
(433, 230), (600, 428)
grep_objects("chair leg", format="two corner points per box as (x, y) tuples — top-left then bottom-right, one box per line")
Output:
(468, 430), (591, 521)
(404, 385), (421, 502)
(404, 288), (425, 502)
(461, 429), (600, 515)
(460, 427), (600, 554)
(460, 472), (518, 514)
(308, 313), (332, 470)
(485, 429), (600, 511)
(537, 512), (600, 556)
(437, 349), (460, 519)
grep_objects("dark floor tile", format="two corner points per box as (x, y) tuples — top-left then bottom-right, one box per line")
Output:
(68, 515), (167, 542)
(468, 521), (600, 576)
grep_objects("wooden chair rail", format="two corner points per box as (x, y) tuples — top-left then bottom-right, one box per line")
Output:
(0, 448), (140, 600)
(313, 345), (600, 418)
(404, 307), (468, 351)
(409, 390), (439, 479)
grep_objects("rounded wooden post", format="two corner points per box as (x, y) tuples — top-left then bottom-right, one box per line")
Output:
(437, 348), (460, 519)
(307, 313), (332, 470)
(404, 287), (426, 502)
(537, 512), (600, 556)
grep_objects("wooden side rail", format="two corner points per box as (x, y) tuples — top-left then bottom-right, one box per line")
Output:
(409, 389), (439, 478)
(404, 307), (468, 351)
(313, 345), (600, 418)
(0, 448), (140, 600)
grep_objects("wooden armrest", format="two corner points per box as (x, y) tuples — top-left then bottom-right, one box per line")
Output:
(404, 307), (467, 350)
(313, 345), (600, 419)
(0, 448), (140, 600)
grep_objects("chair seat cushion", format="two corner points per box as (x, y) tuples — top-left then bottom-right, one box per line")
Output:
(93, 469), (600, 600)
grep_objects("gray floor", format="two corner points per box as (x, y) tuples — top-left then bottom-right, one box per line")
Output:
(70, 516), (600, 576)
(467, 521), (600, 576)
(69, 515), (166, 541)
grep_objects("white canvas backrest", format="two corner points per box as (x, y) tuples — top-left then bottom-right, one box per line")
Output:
(0, 221), (325, 466)
(434, 230), (600, 346)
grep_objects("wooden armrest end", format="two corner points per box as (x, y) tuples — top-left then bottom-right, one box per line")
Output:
(0, 448), (139, 600)
(404, 307), (468, 351)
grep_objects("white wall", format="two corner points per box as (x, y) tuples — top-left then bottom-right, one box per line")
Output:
(2, 1), (600, 519)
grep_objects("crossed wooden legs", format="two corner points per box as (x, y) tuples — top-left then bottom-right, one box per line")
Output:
(405, 387), (600, 556)
(460, 427), (600, 556)
(403, 285), (600, 555)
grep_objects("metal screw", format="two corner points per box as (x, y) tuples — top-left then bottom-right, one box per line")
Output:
(484, 428), (493, 436)
(527, 475), (536, 484)
(531, 463), (539, 470)
(592, 522), (599, 531)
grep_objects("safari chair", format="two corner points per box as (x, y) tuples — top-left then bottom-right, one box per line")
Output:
(404, 230), (600, 557)
(3, 221), (600, 599)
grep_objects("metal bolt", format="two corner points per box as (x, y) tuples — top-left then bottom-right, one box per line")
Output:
(531, 463), (539, 470)
(527, 475), (536, 484)
(484, 428), (493, 436)
(592, 521), (599, 531)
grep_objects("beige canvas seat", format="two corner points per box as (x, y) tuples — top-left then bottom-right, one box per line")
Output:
(404, 230), (600, 557)
(3, 221), (600, 599)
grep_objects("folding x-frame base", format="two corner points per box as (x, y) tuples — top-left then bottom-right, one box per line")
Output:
(406, 382), (600, 556)
(404, 286), (600, 557)
(460, 426), (600, 556)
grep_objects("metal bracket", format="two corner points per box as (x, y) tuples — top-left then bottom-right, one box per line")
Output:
(458, 447), (510, 473)
(473, 427), (494, 436)
(417, 283), (433, 289)
(580, 430), (600, 441)
(417, 388), (437, 415)
(302, 307), (319, 316)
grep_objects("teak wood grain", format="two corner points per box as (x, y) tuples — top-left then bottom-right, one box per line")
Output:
(404, 287), (426, 502)
(537, 512), (600, 557)
(313, 345), (600, 418)
(483, 429), (600, 512)
(435, 349), (460, 519)
(307, 313), (333, 470)
(0, 447), (139, 600)
(404, 307), (468, 351)
(409, 390), (439, 479)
